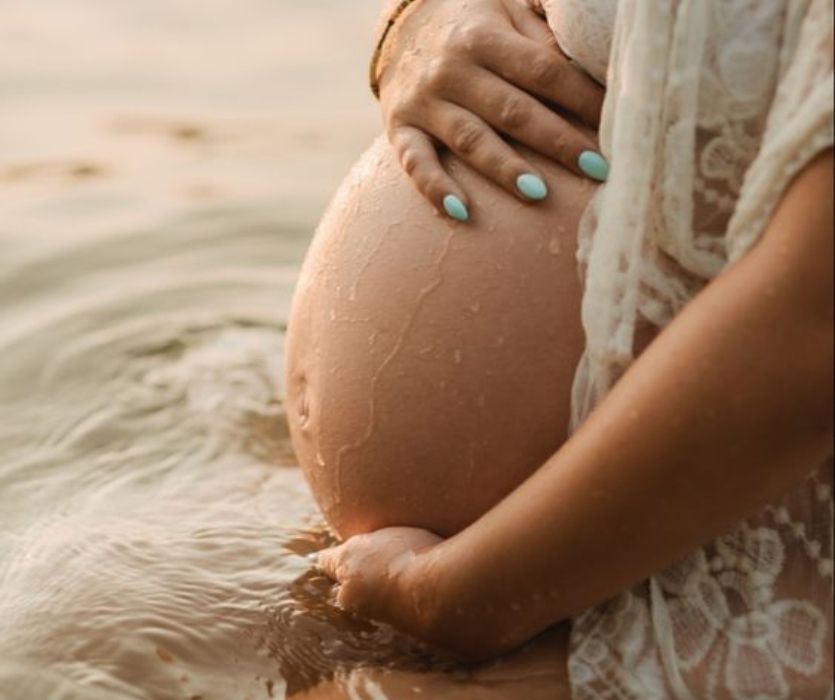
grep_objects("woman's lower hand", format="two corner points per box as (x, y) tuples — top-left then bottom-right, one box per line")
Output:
(317, 527), (442, 632)
(377, 0), (608, 221)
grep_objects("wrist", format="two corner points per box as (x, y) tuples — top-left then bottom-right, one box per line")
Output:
(399, 540), (518, 662)
(395, 545), (446, 640)
(370, 0), (432, 98)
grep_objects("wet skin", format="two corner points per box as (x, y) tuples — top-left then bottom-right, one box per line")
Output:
(285, 134), (599, 539)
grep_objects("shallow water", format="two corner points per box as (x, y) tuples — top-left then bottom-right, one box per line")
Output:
(0, 2), (454, 697)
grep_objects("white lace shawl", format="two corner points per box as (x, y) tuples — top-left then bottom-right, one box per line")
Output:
(565, 0), (834, 698)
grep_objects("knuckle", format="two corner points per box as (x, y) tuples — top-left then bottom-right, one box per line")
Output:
(422, 57), (452, 91)
(422, 173), (448, 201)
(387, 106), (409, 128)
(400, 147), (421, 176)
(498, 96), (530, 130)
(478, 150), (504, 175)
(454, 22), (488, 52)
(426, 173), (448, 196)
(387, 91), (422, 125)
(450, 120), (484, 155)
(391, 88), (416, 111)
(486, 153), (504, 172)
(411, 166), (437, 193)
(496, 159), (521, 186)
(531, 55), (563, 87)
(551, 129), (575, 158)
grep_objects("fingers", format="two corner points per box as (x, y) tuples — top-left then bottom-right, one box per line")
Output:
(428, 101), (551, 202)
(317, 546), (362, 611)
(453, 69), (609, 182)
(479, 32), (605, 129)
(389, 125), (471, 222)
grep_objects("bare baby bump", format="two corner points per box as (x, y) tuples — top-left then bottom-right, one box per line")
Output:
(285, 136), (597, 538)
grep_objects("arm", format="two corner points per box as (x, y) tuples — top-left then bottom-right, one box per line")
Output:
(320, 150), (834, 660)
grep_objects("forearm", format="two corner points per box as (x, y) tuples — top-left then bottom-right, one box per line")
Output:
(415, 152), (834, 659)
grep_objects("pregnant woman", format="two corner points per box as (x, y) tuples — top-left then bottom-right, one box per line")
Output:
(286, 0), (834, 697)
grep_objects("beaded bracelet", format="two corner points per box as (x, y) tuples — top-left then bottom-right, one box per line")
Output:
(369, 0), (422, 99)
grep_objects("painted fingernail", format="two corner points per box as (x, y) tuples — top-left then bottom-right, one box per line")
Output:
(516, 173), (548, 201)
(443, 194), (469, 222)
(578, 151), (610, 181)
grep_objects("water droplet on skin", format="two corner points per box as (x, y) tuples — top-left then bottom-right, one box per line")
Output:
(316, 452), (326, 467)
(329, 309), (336, 321)
(453, 349), (462, 364)
(548, 237), (562, 256)
(469, 302), (481, 314)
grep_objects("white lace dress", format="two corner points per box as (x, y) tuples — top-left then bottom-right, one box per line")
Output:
(542, 0), (834, 697)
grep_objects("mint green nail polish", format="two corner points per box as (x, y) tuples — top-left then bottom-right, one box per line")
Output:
(443, 194), (469, 222)
(516, 173), (548, 200)
(578, 151), (610, 181)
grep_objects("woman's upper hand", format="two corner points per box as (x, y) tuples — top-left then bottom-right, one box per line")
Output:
(376, 0), (608, 221)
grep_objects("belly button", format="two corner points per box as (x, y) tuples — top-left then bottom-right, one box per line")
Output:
(297, 379), (310, 429)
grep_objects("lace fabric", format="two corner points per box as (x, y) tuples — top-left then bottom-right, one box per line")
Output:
(542, 0), (834, 697)
(544, 0), (615, 86)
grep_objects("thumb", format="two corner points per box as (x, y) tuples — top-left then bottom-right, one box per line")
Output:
(316, 546), (343, 580)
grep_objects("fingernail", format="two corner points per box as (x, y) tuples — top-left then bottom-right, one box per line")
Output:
(443, 194), (469, 222)
(516, 173), (548, 201)
(578, 151), (609, 181)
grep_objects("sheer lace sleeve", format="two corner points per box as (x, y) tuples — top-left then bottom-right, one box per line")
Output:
(725, 0), (834, 263)
(566, 0), (833, 698)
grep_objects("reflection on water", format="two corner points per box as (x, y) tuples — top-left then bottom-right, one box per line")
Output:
(0, 1), (458, 697)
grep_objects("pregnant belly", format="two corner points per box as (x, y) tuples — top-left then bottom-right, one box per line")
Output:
(285, 136), (597, 538)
